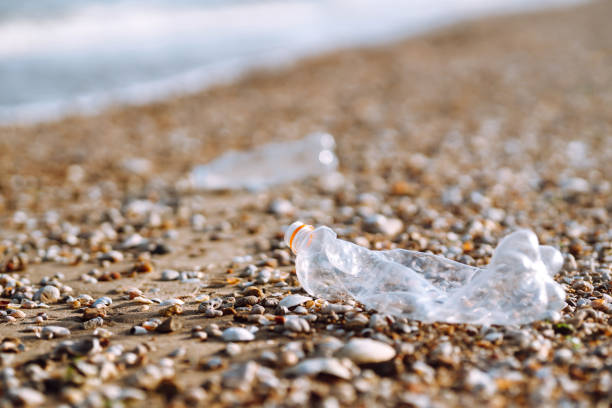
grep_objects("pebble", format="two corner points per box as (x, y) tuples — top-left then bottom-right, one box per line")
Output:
(156, 317), (182, 333)
(221, 327), (255, 342)
(337, 338), (396, 364)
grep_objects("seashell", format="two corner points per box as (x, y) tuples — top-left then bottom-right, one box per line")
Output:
(316, 336), (344, 356)
(83, 317), (104, 330)
(199, 297), (222, 310)
(159, 298), (183, 307)
(320, 303), (353, 314)
(133, 296), (154, 304)
(203, 308), (223, 318)
(93, 328), (114, 338)
(279, 294), (312, 309)
(192, 330), (208, 341)
(336, 338), (396, 364)
(221, 327), (255, 342)
(225, 343), (241, 357)
(120, 352), (139, 365)
(161, 304), (183, 316)
(284, 317), (310, 333)
(76, 294), (94, 306)
(6, 388), (45, 407)
(161, 269), (180, 281)
(130, 326), (148, 335)
(0, 337), (25, 353)
(54, 338), (101, 357)
(201, 356), (225, 370)
(98, 250), (124, 263)
(142, 321), (159, 331)
(120, 233), (148, 249)
(34, 286), (60, 304)
(126, 288), (143, 299)
(20, 300), (36, 309)
(222, 361), (258, 389)
(169, 347), (186, 358)
(285, 358), (354, 379)
(92, 296), (112, 308)
(293, 306), (308, 315)
(9, 310), (26, 319)
(40, 326), (71, 339)
(242, 286), (263, 298)
(127, 365), (163, 390)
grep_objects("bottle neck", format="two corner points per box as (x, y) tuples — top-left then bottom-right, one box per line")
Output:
(285, 222), (314, 254)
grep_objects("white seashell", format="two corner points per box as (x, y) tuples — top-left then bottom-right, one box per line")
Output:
(316, 336), (344, 355)
(320, 303), (353, 314)
(34, 286), (61, 303)
(40, 325), (71, 339)
(285, 358), (353, 379)
(159, 299), (183, 306)
(336, 338), (396, 364)
(130, 326), (148, 335)
(284, 318), (310, 333)
(83, 317), (104, 330)
(120, 233), (148, 249)
(93, 328), (114, 338)
(222, 361), (258, 389)
(221, 327), (255, 342)
(92, 297), (112, 308)
(133, 296), (154, 304)
(279, 294), (312, 309)
(225, 343), (242, 357)
(7, 388), (45, 406)
(161, 270), (180, 281)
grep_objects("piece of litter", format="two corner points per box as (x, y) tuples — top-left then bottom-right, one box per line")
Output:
(190, 132), (337, 191)
(285, 221), (566, 325)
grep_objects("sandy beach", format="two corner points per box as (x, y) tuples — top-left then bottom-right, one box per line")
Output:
(0, 1), (610, 406)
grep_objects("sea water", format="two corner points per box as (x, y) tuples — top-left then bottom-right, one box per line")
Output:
(0, 0), (586, 124)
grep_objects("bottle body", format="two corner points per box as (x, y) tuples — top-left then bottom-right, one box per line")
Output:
(288, 223), (566, 325)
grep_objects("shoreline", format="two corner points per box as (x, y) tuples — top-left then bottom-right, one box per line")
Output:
(0, 0), (588, 126)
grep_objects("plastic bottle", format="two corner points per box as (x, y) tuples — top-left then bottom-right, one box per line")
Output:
(191, 132), (337, 191)
(285, 221), (566, 325)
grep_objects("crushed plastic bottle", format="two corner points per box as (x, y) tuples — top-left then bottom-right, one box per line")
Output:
(191, 132), (338, 191)
(285, 221), (566, 325)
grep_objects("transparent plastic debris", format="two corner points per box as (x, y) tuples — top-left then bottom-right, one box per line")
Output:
(285, 221), (566, 325)
(191, 132), (337, 191)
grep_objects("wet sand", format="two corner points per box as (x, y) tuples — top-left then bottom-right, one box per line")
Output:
(0, 1), (610, 406)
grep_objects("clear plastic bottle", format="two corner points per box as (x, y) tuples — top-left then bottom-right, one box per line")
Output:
(285, 221), (566, 325)
(191, 132), (337, 191)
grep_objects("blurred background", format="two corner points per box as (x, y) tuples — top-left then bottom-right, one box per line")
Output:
(0, 0), (585, 124)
